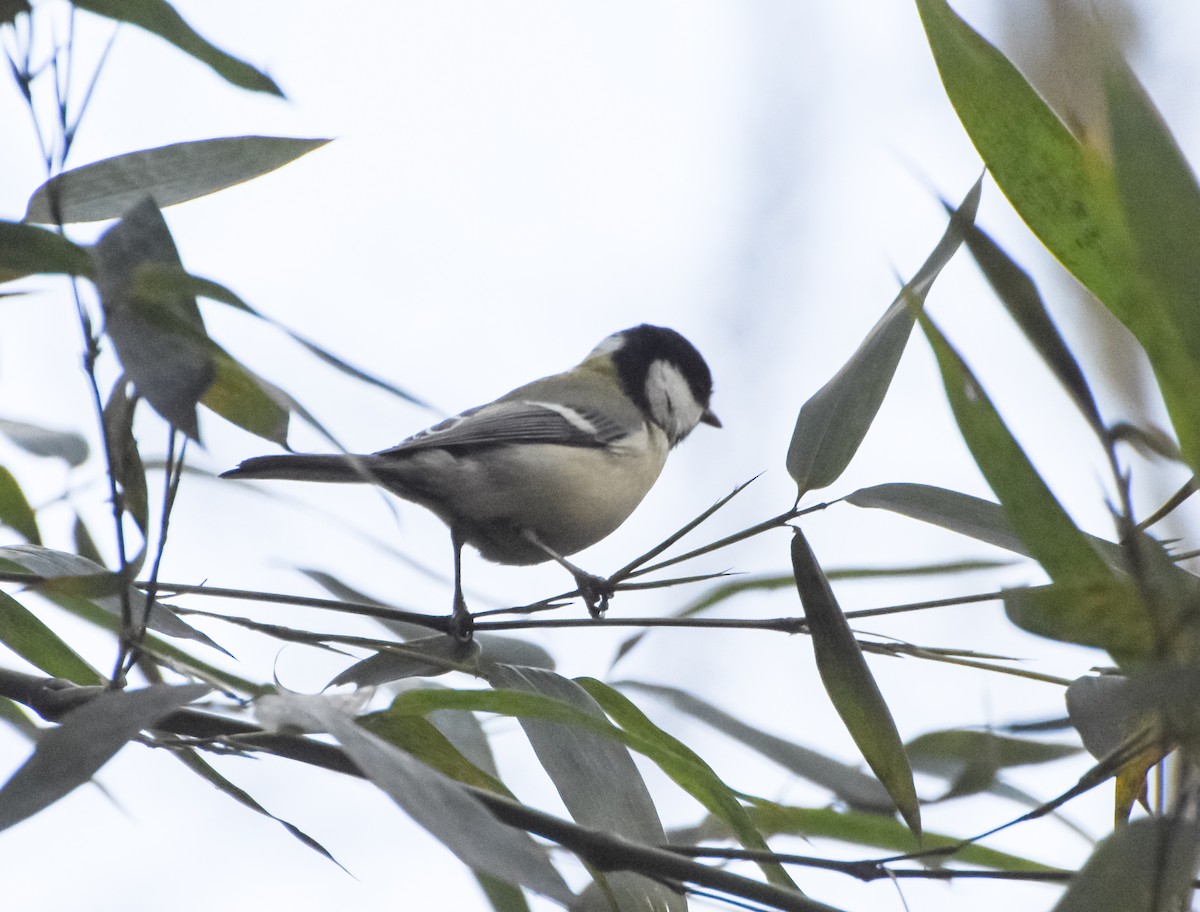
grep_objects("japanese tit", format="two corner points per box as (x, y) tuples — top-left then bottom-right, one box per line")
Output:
(221, 324), (720, 632)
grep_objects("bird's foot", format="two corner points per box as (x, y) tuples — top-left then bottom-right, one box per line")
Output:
(449, 593), (475, 642)
(573, 572), (615, 618)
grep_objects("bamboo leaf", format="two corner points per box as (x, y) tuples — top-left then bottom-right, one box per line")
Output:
(70, 1), (283, 96)
(919, 314), (1111, 585)
(0, 466), (39, 543)
(958, 221), (1103, 435)
(0, 590), (102, 683)
(1051, 817), (1200, 912)
(92, 198), (213, 440)
(786, 176), (981, 494)
(791, 528), (920, 835)
(258, 692), (572, 903)
(27, 137), (328, 223)
(0, 683), (209, 831)
(0, 220), (94, 281)
(0, 418), (89, 466)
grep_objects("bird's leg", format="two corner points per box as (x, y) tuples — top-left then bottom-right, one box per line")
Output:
(449, 528), (474, 641)
(522, 530), (614, 618)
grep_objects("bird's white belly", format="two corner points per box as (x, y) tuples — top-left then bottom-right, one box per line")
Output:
(397, 427), (669, 565)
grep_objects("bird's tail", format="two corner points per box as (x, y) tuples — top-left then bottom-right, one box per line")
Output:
(219, 453), (379, 485)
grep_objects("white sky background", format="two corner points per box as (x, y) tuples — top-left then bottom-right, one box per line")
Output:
(3, 2), (1200, 910)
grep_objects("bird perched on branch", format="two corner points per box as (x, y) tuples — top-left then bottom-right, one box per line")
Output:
(221, 324), (719, 636)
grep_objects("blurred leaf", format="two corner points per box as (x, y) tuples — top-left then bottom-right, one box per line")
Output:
(0, 698), (38, 740)
(845, 482), (1126, 568)
(919, 314), (1111, 585)
(786, 176), (981, 495)
(134, 265), (428, 407)
(70, 1), (283, 96)
(259, 692), (572, 903)
(621, 680), (894, 814)
(481, 665), (681, 910)
(578, 677), (796, 890)
(1112, 745), (1159, 825)
(0, 544), (227, 653)
(474, 875), (532, 912)
(914, 0), (1133, 317)
(679, 802), (1060, 873)
(0, 590), (102, 683)
(201, 351), (290, 446)
(1105, 59), (1200, 475)
(330, 634), (480, 687)
(1066, 674), (1142, 761)
(0, 466), (39, 543)
(102, 378), (149, 545)
(363, 708), (507, 794)
(1004, 580), (1153, 666)
(388, 680), (792, 895)
(72, 514), (105, 566)
(0, 418), (89, 466)
(917, 0), (1200, 479)
(26, 137), (327, 224)
(1051, 817), (1200, 912)
(172, 748), (347, 870)
(958, 221), (1103, 435)
(0, 220), (94, 280)
(0, 682), (209, 832)
(906, 728), (1079, 799)
(92, 199), (213, 439)
(791, 529), (920, 836)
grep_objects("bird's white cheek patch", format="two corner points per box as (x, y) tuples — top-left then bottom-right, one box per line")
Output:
(645, 360), (704, 445)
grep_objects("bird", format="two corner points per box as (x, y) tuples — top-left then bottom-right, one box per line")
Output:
(220, 324), (720, 636)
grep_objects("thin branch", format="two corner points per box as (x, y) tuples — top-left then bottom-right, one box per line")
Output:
(609, 475), (761, 582)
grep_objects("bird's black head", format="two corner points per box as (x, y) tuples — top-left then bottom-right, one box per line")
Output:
(597, 324), (719, 446)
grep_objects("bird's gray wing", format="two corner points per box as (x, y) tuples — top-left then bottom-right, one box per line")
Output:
(376, 400), (631, 455)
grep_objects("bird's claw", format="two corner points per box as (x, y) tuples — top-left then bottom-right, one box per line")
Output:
(450, 595), (475, 642)
(574, 573), (615, 618)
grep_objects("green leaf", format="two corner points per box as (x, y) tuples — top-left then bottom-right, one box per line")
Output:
(133, 265), (428, 407)
(26, 137), (329, 224)
(919, 313), (1111, 585)
(906, 728), (1080, 799)
(845, 482), (1126, 568)
(786, 176), (981, 495)
(1052, 817), (1200, 912)
(914, 0), (1133, 315)
(620, 680), (894, 814)
(680, 802), (1061, 873)
(388, 680), (790, 894)
(958, 221), (1103, 435)
(201, 351), (290, 446)
(361, 709), (508, 794)
(0, 466), (39, 543)
(102, 378), (149, 546)
(481, 665), (683, 911)
(92, 198), (214, 439)
(790, 529), (920, 835)
(0, 590), (102, 683)
(1105, 59), (1200, 474)
(330, 634), (480, 687)
(259, 693), (573, 903)
(0, 544), (226, 652)
(578, 678), (797, 890)
(0, 418), (89, 466)
(70, 1), (283, 96)
(171, 748), (347, 870)
(0, 220), (94, 281)
(0, 682), (209, 831)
